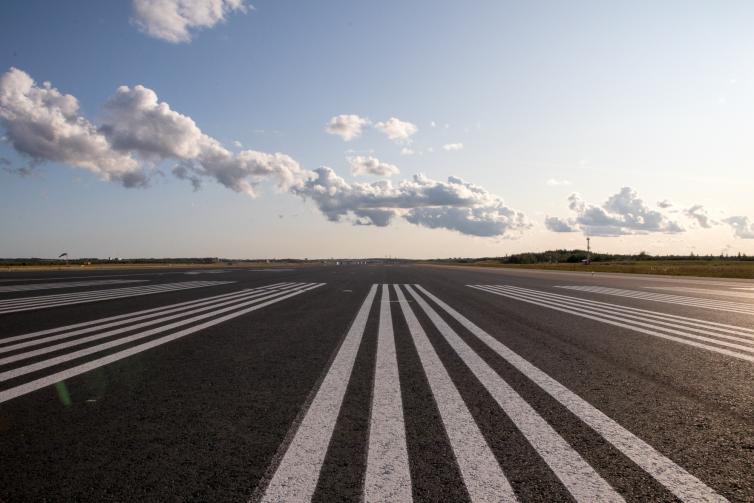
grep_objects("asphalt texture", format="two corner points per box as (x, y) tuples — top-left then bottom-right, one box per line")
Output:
(0, 264), (752, 502)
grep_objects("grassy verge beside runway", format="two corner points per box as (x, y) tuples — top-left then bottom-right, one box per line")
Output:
(427, 260), (754, 279)
(0, 262), (308, 273)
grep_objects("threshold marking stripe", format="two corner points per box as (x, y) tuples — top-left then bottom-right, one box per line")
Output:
(0, 283), (295, 346)
(556, 286), (754, 315)
(419, 284), (726, 503)
(0, 281), (233, 314)
(482, 286), (754, 353)
(0, 279), (146, 293)
(0, 284), (319, 382)
(0, 283), (323, 404)
(472, 285), (754, 362)
(364, 285), (412, 501)
(393, 285), (517, 502)
(0, 287), (309, 365)
(260, 285), (378, 503)
(491, 285), (754, 341)
(0, 284), (304, 354)
(405, 285), (623, 503)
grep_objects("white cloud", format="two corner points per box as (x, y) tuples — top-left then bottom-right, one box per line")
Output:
(131, 0), (248, 43)
(233, 140), (243, 148)
(0, 68), (145, 187)
(325, 114), (370, 141)
(374, 117), (417, 143)
(293, 168), (529, 237)
(348, 155), (399, 177)
(0, 68), (308, 195)
(723, 216), (754, 239)
(400, 147), (415, 156)
(558, 187), (684, 236)
(442, 143), (464, 151)
(545, 216), (578, 232)
(430, 121), (437, 128)
(684, 204), (716, 229)
(546, 178), (572, 187)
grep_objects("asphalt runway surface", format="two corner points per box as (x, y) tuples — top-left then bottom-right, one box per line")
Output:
(0, 264), (752, 502)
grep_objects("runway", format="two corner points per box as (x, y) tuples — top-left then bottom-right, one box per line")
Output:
(0, 265), (752, 501)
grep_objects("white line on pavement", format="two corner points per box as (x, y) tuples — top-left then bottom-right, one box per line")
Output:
(0, 283), (324, 404)
(260, 285), (377, 503)
(364, 285), (412, 502)
(0, 285), (312, 365)
(0, 279), (147, 293)
(394, 284), (518, 503)
(0, 283), (296, 346)
(0, 284), (304, 354)
(417, 284), (727, 503)
(0, 284), (319, 382)
(473, 285), (754, 362)
(405, 285), (623, 503)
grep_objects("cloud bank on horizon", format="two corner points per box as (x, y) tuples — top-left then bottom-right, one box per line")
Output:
(1, 67), (752, 241)
(0, 67), (535, 239)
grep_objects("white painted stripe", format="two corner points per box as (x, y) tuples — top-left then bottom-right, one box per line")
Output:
(0, 281), (232, 314)
(0, 281), (223, 308)
(0, 283), (298, 346)
(393, 285), (517, 503)
(0, 284), (303, 353)
(471, 286), (754, 364)
(364, 285), (412, 502)
(0, 284), (179, 308)
(493, 285), (754, 339)
(0, 283), (210, 309)
(416, 284), (727, 503)
(477, 286), (754, 357)
(0, 279), (146, 293)
(0, 284), (318, 382)
(646, 286), (754, 299)
(557, 286), (754, 315)
(0, 284), (324, 404)
(261, 285), (377, 503)
(486, 285), (754, 346)
(405, 285), (623, 502)
(0, 286), (310, 365)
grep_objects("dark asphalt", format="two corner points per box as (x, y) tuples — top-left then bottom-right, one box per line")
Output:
(0, 265), (752, 502)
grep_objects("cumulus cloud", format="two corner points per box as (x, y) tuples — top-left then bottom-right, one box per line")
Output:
(292, 168), (528, 237)
(348, 155), (399, 177)
(442, 143), (464, 151)
(0, 68), (307, 195)
(131, 0), (248, 43)
(546, 178), (572, 187)
(325, 114), (370, 141)
(553, 187), (684, 236)
(0, 68), (146, 187)
(657, 199), (673, 209)
(374, 117), (417, 143)
(723, 216), (754, 239)
(545, 216), (578, 232)
(400, 147), (415, 156)
(684, 204), (716, 228)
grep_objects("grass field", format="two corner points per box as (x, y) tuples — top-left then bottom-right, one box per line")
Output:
(0, 262), (306, 273)
(440, 260), (754, 279)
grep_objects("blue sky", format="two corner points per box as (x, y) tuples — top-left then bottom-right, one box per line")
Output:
(1, 0), (754, 259)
